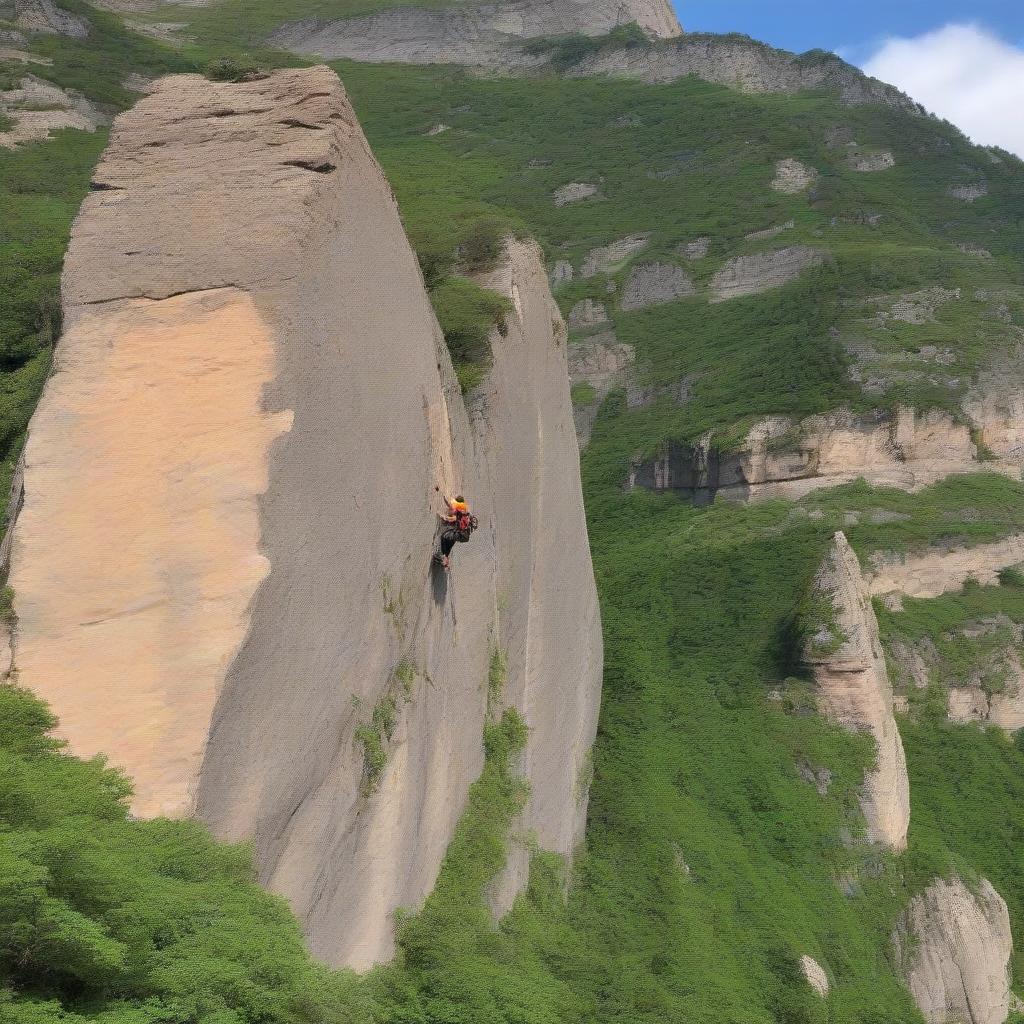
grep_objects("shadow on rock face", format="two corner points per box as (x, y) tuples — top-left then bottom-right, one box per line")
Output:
(430, 559), (449, 605)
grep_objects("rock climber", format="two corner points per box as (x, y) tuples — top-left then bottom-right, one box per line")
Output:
(435, 493), (477, 569)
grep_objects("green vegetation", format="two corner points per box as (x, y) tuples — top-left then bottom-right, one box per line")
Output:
(356, 693), (397, 793)
(204, 54), (267, 81)
(879, 573), (1024, 694)
(523, 23), (648, 69)
(487, 646), (506, 705)
(570, 381), (597, 406)
(0, 683), (352, 1022)
(431, 276), (511, 392)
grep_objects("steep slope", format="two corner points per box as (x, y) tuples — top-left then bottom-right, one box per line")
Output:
(270, 0), (681, 65)
(6, 64), (600, 971)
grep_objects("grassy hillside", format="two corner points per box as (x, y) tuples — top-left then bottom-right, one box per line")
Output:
(4, 6), (1024, 1022)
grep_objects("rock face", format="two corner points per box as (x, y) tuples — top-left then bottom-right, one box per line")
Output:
(894, 877), (1012, 1024)
(569, 331), (635, 445)
(565, 35), (919, 111)
(771, 157), (817, 193)
(849, 149), (895, 172)
(7, 66), (601, 971)
(271, 0), (681, 65)
(800, 955), (830, 998)
(568, 298), (609, 330)
(868, 534), (1024, 605)
(13, 0), (87, 37)
(581, 234), (650, 277)
(710, 246), (826, 301)
(948, 678), (1024, 733)
(803, 533), (910, 850)
(627, 405), (1021, 504)
(620, 262), (695, 310)
(554, 181), (599, 206)
(0, 74), (106, 148)
(950, 183), (988, 202)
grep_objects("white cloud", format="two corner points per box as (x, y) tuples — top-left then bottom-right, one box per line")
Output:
(862, 23), (1024, 157)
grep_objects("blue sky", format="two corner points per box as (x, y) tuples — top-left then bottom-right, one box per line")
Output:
(669, 2), (1024, 156)
(671, 1), (1024, 59)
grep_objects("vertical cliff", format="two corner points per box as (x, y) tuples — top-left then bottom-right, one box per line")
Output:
(6, 66), (601, 970)
(803, 533), (910, 850)
(894, 877), (1013, 1024)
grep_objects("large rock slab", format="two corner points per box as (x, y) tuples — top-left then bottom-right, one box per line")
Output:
(620, 262), (695, 310)
(271, 0), (681, 65)
(710, 246), (827, 301)
(8, 66), (601, 972)
(894, 877), (1012, 1024)
(803, 532), (910, 850)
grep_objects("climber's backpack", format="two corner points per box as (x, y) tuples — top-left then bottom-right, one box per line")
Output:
(455, 512), (478, 539)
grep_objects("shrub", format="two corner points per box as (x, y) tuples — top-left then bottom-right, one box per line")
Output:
(431, 276), (511, 391)
(204, 55), (266, 83)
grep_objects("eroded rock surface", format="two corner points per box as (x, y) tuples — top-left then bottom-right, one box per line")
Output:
(13, 0), (87, 36)
(771, 157), (818, 193)
(868, 535), (1024, 605)
(620, 262), (695, 309)
(803, 533), (910, 850)
(569, 330), (635, 445)
(568, 298), (609, 330)
(849, 149), (895, 172)
(800, 955), (830, 997)
(554, 181), (599, 206)
(710, 246), (826, 301)
(9, 66), (601, 972)
(0, 74), (106, 147)
(894, 877), (1012, 1024)
(628, 405), (1019, 504)
(271, 0), (681, 65)
(950, 183), (989, 202)
(564, 35), (919, 110)
(582, 233), (650, 276)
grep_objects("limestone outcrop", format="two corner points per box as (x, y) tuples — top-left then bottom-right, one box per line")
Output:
(948, 678), (1024, 733)
(7, 66), (601, 972)
(581, 234), (650, 277)
(12, 0), (87, 37)
(629, 405), (1006, 503)
(620, 262), (695, 310)
(803, 533), (910, 850)
(270, 0), (681, 65)
(894, 877), (1012, 1024)
(771, 157), (817, 193)
(554, 181), (599, 206)
(710, 246), (826, 301)
(563, 35), (920, 111)
(568, 298), (609, 330)
(0, 74), (106, 147)
(868, 535), (1024, 604)
(800, 955), (829, 997)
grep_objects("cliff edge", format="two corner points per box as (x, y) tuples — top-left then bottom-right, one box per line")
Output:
(6, 65), (602, 971)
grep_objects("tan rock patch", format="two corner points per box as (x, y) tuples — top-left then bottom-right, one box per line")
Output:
(10, 288), (292, 818)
